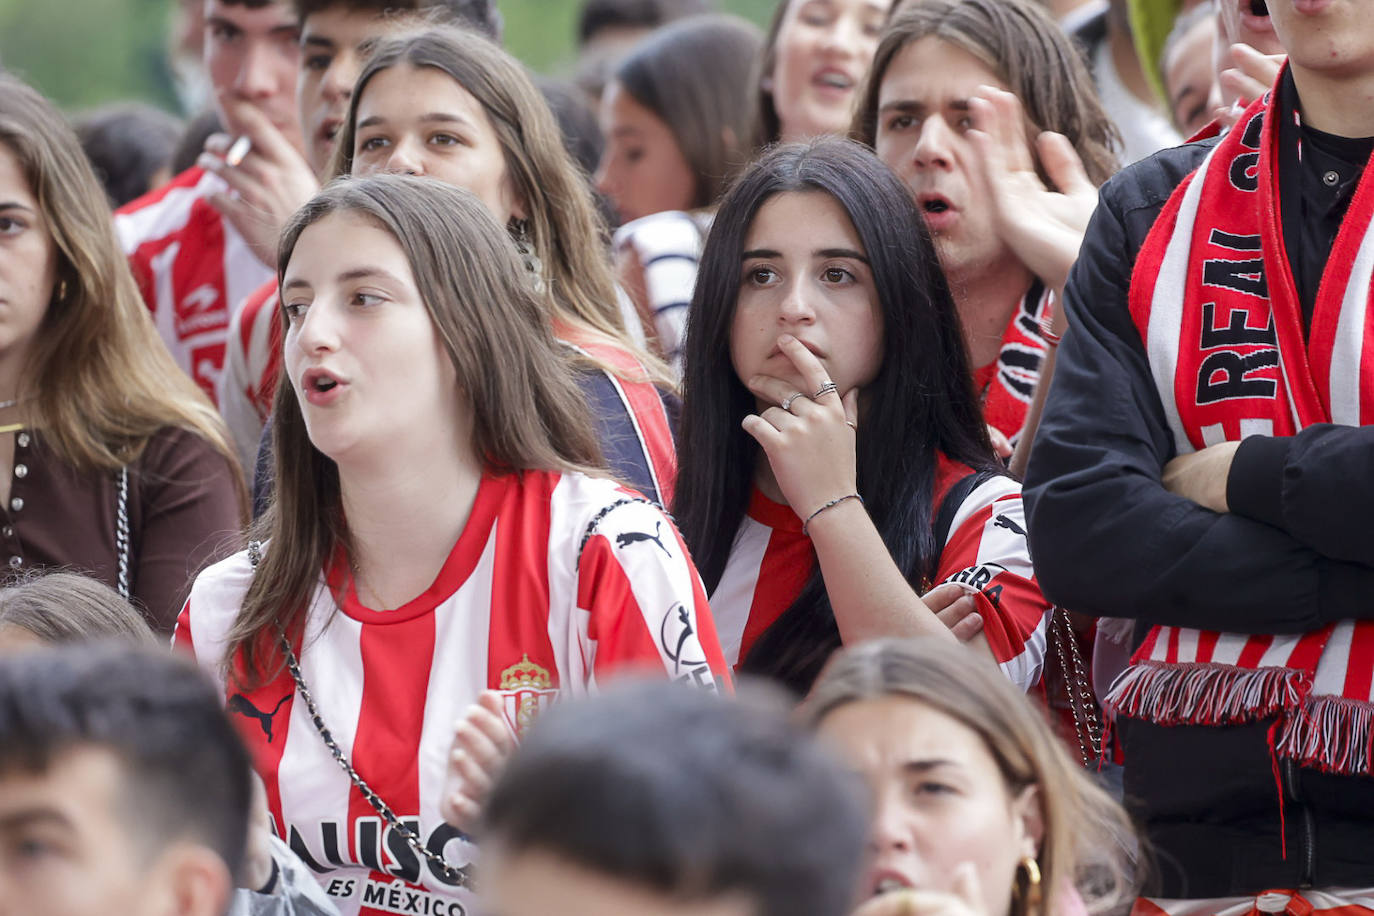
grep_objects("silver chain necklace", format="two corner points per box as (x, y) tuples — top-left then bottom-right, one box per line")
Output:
(277, 632), (475, 889)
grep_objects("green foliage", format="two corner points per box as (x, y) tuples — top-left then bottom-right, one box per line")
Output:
(0, 0), (779, 113)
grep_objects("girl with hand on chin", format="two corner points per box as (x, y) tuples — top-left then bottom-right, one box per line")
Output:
(177, 175), (727, 916)
(806, 638), (1137, 916)
(674, 138), (1052, 694)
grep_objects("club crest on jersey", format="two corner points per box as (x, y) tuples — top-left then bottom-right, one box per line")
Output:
(497, 654), (559, 737)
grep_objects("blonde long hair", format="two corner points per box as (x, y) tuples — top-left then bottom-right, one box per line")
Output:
(0, 77), (239, 476)
(332, 26), (674, 389)
(804, 639), (1140, 916)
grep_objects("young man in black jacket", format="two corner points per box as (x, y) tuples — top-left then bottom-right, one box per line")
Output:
(1025, 0), (1374, 906)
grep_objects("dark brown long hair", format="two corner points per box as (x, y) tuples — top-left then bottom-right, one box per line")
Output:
(612, 14), (763, 209)
(226, 175), (604, 683)
(850, 0), (1120, 186)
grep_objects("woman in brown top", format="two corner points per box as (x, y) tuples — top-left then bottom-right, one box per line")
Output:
(0, 77), (244, 633)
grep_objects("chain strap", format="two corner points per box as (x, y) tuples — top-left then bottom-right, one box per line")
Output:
(115, 467), (131, 600)
(277, 632), (475, 889)
(1049, 607), (1103, 767)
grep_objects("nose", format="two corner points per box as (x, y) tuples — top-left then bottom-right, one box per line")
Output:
(321, 63), (352, 106)
(384, 137), (424, 176)
(819, 13), (860, 57)
(593, 155), (617, 200)
(293, 298), (341, 356)
(234, 40), (279, 100)
(867, 796), (914, 854)
(777, 277), (817, 325)
(912, 115), (954, 171)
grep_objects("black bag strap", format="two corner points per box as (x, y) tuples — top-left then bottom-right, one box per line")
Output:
(933, 469), (1003, 548)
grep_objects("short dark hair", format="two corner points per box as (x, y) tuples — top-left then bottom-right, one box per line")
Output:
(612, 14), (762, 208)
(576, 0), (713, 45)
(74, 103), (183, 208)
(483, 680), (869, 916)
(0, 645), (253, 879)
(291, 0), (502, 41)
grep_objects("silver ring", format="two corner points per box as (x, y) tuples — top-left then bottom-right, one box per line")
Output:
(813, 381), (839, 399)
(781, 392), (805, 412)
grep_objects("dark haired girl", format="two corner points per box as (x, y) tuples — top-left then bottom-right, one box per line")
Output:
(674, 138), (1051, 693)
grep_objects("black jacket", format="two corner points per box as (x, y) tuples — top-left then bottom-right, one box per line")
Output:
(1023, 137), (1374, 897)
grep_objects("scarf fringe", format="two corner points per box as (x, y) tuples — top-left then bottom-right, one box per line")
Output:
(1103, 661), (1309, 726)
(1277, 695), (1374, 776)
(1108, 664), (1374, 776)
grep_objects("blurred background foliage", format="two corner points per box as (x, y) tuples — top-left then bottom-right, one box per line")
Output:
(0, 0), (776, 115)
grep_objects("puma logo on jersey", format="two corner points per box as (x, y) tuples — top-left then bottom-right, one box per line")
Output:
(616, 521), (671, 557)
(228, 693), (291, 743)
(993, 514), (1026, 537)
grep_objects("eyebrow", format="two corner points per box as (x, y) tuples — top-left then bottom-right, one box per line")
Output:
(1172, 84), (1202, 106)
(741, 247), (870, 263)
(301, 34), (337, 50)
(0, 201), (35, 213)
(282, 266), (406, 292)
(878, 98), (971, 116)
(355, 112), (473, 131)
(0, 807), (72, 832)
(900, 758), (958, 775)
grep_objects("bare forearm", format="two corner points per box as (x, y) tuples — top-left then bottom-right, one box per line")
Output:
(805, 500), (958, 645)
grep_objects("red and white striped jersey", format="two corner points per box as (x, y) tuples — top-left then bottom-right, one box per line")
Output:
(175, 469), (728, 916)
(115, 166), (273, 403)
(1134, 887), (1374, 916)
(219, 280), (281, 471)
(709, 457), (1051, 691)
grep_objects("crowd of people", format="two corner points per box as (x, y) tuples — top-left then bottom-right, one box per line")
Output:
(1, 0), (1371, 913)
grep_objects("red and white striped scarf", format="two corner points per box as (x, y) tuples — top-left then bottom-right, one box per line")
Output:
(1108, 73), (1374, 775)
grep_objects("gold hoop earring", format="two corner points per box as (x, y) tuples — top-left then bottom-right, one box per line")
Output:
(1013, 856), (1043, 916)
(55, 278), (68, 303)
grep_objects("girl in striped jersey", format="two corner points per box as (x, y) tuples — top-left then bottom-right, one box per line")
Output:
(176, 175), (728, 916)
(675, 139), (1052, 694)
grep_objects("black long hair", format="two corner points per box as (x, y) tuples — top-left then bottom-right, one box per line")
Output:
(673, 138), (999, 693)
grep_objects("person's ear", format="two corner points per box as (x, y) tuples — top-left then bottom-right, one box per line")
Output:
(151, 843), (235, 916)
(722, 126), (739, 155)
(1012, 784), (1045, 859)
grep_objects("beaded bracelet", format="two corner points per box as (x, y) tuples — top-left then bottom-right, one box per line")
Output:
(802, 493), (864, 536)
